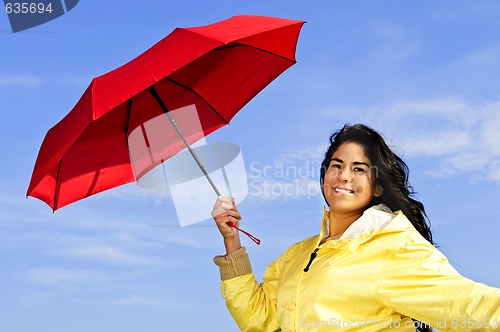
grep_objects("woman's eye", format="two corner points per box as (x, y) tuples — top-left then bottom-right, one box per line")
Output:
(353, 167), (366, 173)
(330, 164), (341, 169)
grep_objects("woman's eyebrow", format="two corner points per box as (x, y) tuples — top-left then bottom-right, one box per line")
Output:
(353, 161), (371, 168)
(330, 158), (371, 168)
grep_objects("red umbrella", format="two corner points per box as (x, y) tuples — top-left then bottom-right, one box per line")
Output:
(27, 15), (304, 218)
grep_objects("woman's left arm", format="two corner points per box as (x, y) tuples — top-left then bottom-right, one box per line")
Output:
(377, 233), (500, 331)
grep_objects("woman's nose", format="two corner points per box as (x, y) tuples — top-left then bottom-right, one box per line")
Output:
(338, 167), (352, 181)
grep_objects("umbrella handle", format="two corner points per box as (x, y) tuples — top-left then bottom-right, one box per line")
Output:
(227, 221), (261, 245)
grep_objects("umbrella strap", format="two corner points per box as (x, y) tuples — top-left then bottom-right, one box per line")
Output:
(227, 222), (261, 245)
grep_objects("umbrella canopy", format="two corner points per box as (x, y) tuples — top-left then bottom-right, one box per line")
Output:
(27, 15), (304, 211)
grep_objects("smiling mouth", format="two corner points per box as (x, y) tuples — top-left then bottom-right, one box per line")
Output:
(334, 187), (355, 194)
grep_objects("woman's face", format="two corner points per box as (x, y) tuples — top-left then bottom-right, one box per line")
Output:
(323, 142), (383, 216)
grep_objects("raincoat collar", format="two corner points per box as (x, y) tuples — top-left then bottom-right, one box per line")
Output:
(319, 204), (397, 251)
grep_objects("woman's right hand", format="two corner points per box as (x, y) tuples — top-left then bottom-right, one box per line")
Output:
(212, 196), (242, 254)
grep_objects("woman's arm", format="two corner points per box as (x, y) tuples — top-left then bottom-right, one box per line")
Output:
(377, 232), (500, 331)
(212, 197), (281, 332)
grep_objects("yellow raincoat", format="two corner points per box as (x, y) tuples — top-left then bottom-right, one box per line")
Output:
(214, 205), (500, 331)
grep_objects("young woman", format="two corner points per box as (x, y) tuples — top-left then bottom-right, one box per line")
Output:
(212, 124), (500, 331)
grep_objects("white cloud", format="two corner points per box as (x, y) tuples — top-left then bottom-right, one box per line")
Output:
(0, 74), (44, 87)
(48, 244), (164, 266)
(269, 97), (500, 184)
(374, 98), (500, 182)
(22, 268), (102, 286)
(108, 296), (175, 308)
(97, 182), (172, 204)
(485, 160), (500, 182)
(398, 130), (471, 156)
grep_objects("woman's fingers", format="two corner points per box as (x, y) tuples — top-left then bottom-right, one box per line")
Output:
(212, 196), (233, 208)
(214, 210), (241, 225)
(211, 196), (240, 217)
(212, 196), (241, 238)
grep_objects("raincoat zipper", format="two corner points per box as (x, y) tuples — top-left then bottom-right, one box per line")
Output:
(303, 248), (319, 272)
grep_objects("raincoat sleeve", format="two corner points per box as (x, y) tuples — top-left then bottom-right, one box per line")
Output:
(214, 247), (282, 332)
(377, 232), (500, 331)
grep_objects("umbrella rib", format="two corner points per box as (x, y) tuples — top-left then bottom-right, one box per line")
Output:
(124, 98), (133, 139)
(161, 43), (296, 126)
(53, 157), (63, 212)
(123, 98), (140, 181)
(84, 170), (101, 199)
(162, 77), (229, 125)
(221, 43), (298, 65)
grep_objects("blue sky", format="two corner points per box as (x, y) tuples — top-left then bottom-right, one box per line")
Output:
(1, 1), (500, 331)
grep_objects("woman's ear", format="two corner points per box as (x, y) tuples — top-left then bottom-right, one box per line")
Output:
(374, 185), (384, 197)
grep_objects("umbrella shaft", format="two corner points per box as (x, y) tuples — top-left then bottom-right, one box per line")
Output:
(148, 86), (221, 197)
(167, 111), (222, 196)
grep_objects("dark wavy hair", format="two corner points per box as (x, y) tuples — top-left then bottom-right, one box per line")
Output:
(320, 123), (433, 244)
(320, 124), (433, 332)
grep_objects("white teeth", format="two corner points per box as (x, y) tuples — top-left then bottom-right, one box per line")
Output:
(334, 188), (354, 194)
